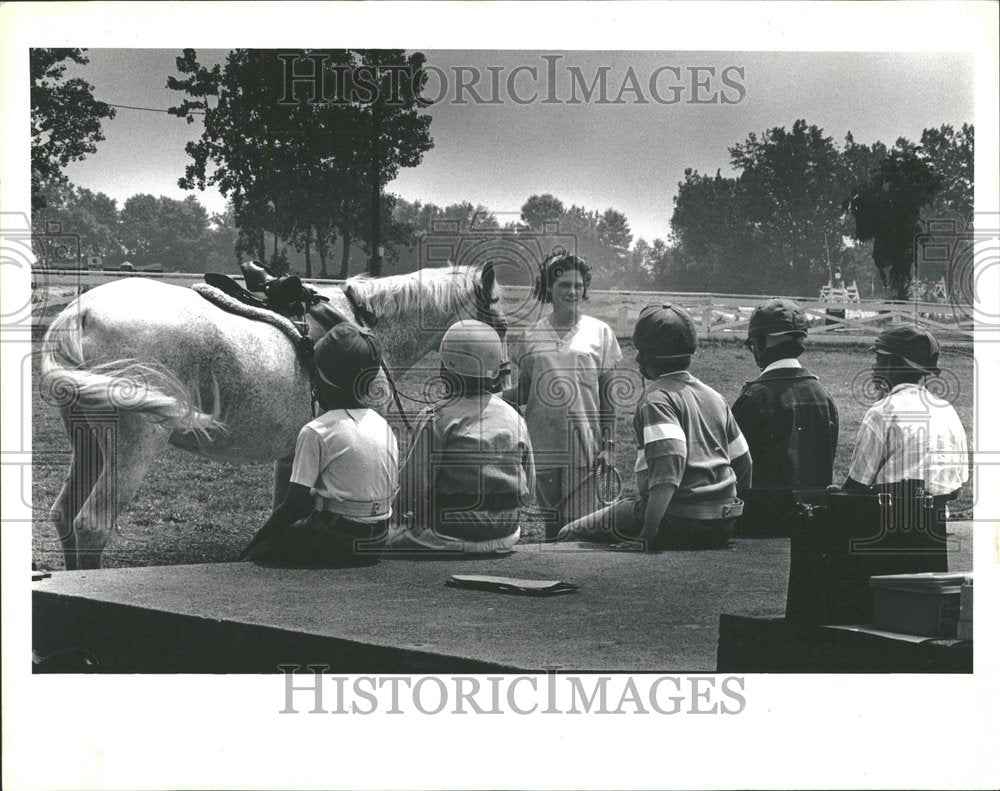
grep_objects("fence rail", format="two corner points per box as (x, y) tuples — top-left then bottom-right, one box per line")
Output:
(29, 269), (974, 341)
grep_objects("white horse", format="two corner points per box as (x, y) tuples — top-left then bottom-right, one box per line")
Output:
(39, 262), (507, 569)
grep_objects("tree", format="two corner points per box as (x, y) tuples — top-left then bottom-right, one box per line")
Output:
(920, 124), (974, 223)
(596, 208), (635, 282)
(31, 181), (124, 266)
(520, 194), (565, 230)
(30, 48), (116, 209)
(169, 49), (434, 276)
(119, 194), (211, 270)
(844, 148), (940, 299)
(203, 203), (240, 268)
(169, 49), (289, 261)
(669, 121), (895, 295)
(670, 168), (765, 292)
(728, 120), (849, 291)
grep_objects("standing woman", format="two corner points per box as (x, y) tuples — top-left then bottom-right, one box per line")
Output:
(506, 250), (622, 538)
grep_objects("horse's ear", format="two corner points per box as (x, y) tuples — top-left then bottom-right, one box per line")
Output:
(480, 260), (496, 297)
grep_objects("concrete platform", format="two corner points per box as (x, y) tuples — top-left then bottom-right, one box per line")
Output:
(33, 540), (792, 673)
(32, 523), (973, 674)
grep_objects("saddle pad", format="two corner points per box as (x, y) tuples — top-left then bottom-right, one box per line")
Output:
(445, 575), (579, 596)
(192, 283), (303, 344)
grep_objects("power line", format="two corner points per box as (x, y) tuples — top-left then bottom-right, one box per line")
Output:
(103, 102), (205, 115)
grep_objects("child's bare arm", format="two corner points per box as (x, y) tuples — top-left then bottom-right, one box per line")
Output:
(637, 482), (677, 549)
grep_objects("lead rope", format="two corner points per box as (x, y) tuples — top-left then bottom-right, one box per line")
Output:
(382, 360), (412, 433)
(526, 461), (623, 525)
(343, 286), (412, 433)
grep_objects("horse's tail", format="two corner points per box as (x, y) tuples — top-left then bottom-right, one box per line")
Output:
(39, 300), (227, 440)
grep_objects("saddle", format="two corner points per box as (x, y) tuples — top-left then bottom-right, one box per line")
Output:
(204, 261), (339, 332)
(195, 261), (408, 424)
(200, 260), (361, 351)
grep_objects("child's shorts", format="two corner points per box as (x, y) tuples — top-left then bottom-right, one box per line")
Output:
(247, 510), (385, 567)
(558, 497), (737, 550)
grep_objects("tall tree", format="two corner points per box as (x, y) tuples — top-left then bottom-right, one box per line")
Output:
(844, 148), (941, 299)
(728, 120), (849, 290)
(670, 168), (765, 292)
(169, 49), (433, 276)
(30, 48), (116, 209)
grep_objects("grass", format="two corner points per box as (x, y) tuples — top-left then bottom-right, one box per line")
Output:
(31, 337), (975, 570)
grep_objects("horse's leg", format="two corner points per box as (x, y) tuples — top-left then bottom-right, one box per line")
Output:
(49, 408), (103, 571)
(272, 455), (294, 510)
(72, 413), (170, 569)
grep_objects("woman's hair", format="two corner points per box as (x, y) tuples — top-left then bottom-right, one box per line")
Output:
(533, 248), (592, 304)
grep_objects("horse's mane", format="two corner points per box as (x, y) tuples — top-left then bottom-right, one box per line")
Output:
(344, 264), (486, 320)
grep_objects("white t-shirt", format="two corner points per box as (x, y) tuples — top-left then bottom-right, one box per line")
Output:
(847, 383), (968, 496)
(290, 408), (399, 522)
(515, 314), (622, 471)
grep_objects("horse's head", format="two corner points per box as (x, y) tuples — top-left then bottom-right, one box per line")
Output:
(340, 262), (511, 388)
(470, 260), (512, 390)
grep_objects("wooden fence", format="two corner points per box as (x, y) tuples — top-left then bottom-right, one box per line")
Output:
(29, 269), (974, 341)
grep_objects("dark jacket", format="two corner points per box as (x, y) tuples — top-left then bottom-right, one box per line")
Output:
(732, 365), (839, 490)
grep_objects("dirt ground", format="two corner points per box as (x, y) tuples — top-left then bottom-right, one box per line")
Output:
(30, 337), (975, 570)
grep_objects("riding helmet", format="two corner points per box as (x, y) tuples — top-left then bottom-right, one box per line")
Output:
(632, 304), (697, 359)
(439, 319), (503, 379)
(313, 323), (383, 389)
(870, 325), (941, 376)
(747, 298), (808, 338)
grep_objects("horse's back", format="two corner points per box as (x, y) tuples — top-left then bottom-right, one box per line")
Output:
(65, 277), (316, 458)
(76, 278), (291, 361)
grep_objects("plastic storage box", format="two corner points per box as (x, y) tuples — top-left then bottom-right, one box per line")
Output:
(869, 573), (972, 637)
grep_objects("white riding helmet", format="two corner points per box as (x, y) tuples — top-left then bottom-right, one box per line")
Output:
(439, 320), (503, 379)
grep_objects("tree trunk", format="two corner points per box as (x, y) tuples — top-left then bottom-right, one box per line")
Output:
(304, 227), (314, 278)
(339, 231), (351, 279)
(369, 105), (382, 277)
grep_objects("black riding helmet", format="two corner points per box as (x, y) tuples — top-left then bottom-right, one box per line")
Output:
(870, 325), (940, 376)
(747, 298), (808, 338)
(313, 323), (383, 392)
(632, 304), (697, 359)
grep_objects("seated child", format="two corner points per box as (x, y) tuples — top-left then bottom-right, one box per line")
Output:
(387, 320), (534, 554)
(559, 304), (752, 550)
(239, 323), (398, 566)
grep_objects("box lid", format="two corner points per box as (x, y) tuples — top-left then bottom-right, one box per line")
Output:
(870, 572), (972, 593)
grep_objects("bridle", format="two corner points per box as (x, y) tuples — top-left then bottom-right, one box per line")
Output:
(341, 284), (411, 431)
(339, 282), (511, 421)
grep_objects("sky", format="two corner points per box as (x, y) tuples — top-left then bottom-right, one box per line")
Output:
(61, 48), (974, 244)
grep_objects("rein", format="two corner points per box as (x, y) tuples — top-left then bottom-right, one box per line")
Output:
(343, 284), (411, 432)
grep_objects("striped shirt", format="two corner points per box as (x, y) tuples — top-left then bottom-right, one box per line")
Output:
(633, 371), (752, 510)
(847, 382), (968, 496)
